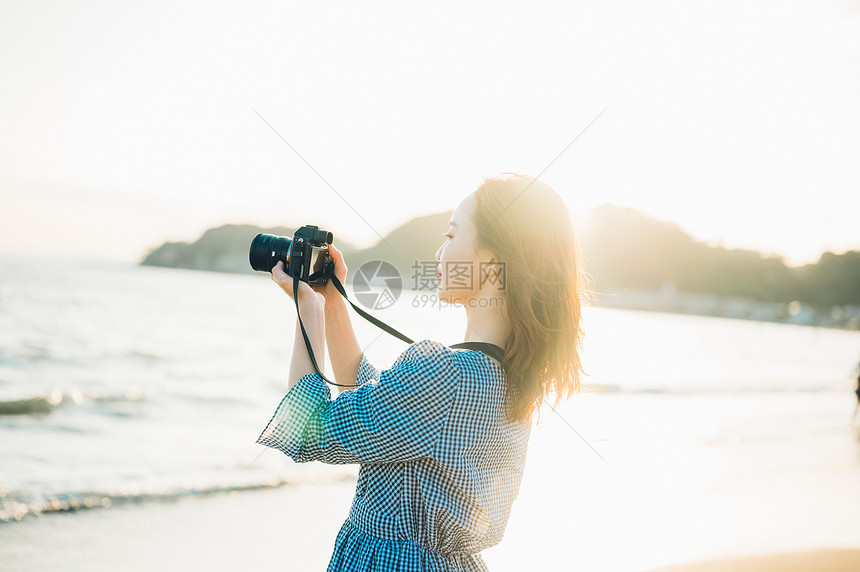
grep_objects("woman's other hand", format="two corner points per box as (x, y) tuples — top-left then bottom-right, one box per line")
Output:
(309, 244), (348, 305)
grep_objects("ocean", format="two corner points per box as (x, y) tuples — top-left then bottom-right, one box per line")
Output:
(1, 253), (859, 569)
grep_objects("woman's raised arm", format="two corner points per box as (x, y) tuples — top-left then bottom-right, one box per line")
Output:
(323, 297), (363, 393)
(271, 243), (366, 392)
(309, 245), (364, 392)
(257, 340), (462, 465)
(285, 244), (363, 391)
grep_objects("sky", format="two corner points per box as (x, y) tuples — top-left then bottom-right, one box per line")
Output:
(1, 0), (858, 266)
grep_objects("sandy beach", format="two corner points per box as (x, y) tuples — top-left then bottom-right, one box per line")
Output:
(5, 390), (860, 572)
(2, 477), (859, 572)
(642, 549), (860, 571)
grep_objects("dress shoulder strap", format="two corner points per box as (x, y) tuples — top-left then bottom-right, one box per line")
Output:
(449, 342), (506, 367)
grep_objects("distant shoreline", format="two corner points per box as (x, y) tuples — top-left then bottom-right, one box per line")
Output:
(593, 286), (860, 331)
(136, 208), (860, 332)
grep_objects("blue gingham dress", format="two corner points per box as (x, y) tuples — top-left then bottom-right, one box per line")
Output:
(255, 339), (532, 571)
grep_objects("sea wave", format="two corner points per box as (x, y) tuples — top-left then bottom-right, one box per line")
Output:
(0, 347), (166, 366)
(0, 473), (357, 524)
(0, 390), (63, 415)
(0, 381), (844, 417)
(0, 387), (146, 416)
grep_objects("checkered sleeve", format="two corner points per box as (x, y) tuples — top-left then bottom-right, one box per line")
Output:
(255, 340), (462, 465)
(354, 352), (380, 386)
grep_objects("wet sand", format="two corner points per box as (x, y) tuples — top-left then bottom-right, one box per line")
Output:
(642, 548), (860, 571)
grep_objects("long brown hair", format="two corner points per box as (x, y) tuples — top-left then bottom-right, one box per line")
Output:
(472, 173), (590, 424)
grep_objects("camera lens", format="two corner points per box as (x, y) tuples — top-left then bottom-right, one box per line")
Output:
(313, 229), (333, 245)
(249, 233), (292, 272)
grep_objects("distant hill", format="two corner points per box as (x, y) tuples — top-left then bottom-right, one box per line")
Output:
(140, 214), (453, 278)
(141, 207), (860, 311)
(580, 205), (860, 307)
(345, 211), (453, 284)
(580, 205), (796, 302)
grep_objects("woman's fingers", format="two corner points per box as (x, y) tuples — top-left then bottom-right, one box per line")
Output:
(271, 261), (294, 296)
(272, 261), (325, 305)
(328, 245), (348, 281)
(329, 245), (345, 266)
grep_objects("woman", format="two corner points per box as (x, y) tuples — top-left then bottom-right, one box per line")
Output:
(256, 173), (588, 571)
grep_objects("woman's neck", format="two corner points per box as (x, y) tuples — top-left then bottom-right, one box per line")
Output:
(463, 305), (511, 349)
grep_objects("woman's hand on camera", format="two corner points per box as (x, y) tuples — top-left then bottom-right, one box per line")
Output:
(310, 244), (348, 303)
(271, 261), (326, 308)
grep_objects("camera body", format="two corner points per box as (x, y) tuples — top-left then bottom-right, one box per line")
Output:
(249, 225), (335, 285)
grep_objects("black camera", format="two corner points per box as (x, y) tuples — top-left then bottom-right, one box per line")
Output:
(249, 225), (335, 285)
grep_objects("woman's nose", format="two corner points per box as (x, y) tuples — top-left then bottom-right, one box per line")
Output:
(434, 244), (442, 261)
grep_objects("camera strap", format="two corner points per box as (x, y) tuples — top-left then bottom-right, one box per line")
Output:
(329, 274), (414, 345)
(292, 272), (415, 387)
(293, 273), (506, 388)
